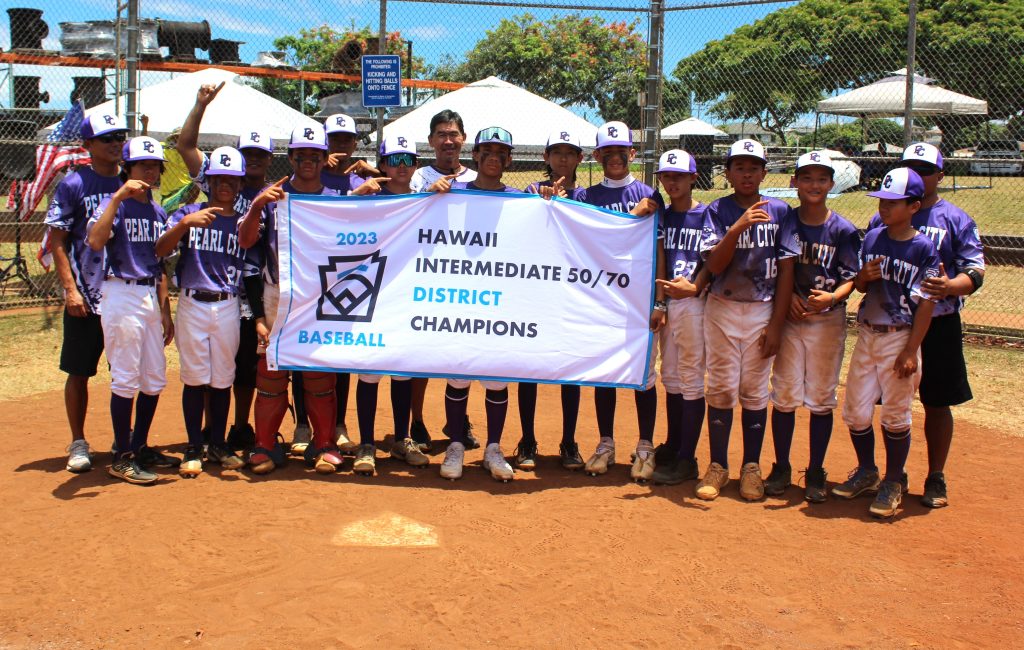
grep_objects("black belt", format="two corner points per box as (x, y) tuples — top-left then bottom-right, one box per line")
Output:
(108, 276), (155, 286)
(864, 323), (910, 333)
(184, 288), (235, 302)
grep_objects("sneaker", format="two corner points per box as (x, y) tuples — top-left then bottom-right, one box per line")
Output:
(832, 466), (881, 499)
(739, 462), (765, 501)
(652, 456), (699, 485)
(514, 439), (537, 471)
(443, 416), (480, 450)
(66, 439), (92, 473)
(764, 462), (792, 496)
(410, 420), (432, 452)
(109, 454), (157, 485)
(353, 444), (377, 475)
(559, 442), (584, 470)
(336, 424), (358, 454)
(290, 423), (312, 457)
(226, 423), (256, 451)
(483, 443), (514, 482)
(179, 446), (204, 478)
(137, 445), (181, 469)
(305, 445), (344, 474)
(207, 444), (245, 470)
(869, 480), (903, 518)
(391, 437), (429, 467)
(921, 472), (949, 508)
(804, 467), (828, 503)
(440, 441), (465, 480)
(696, 462), (729, 500)
(584, 437), (615, 476)
(653, 443), (678, 467)
(249, 434), (288, 475)
(631, 440), (656, 482)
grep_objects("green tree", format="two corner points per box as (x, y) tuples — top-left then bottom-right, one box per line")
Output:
(446, 14), (647, 124)
(792, 118), (904, 149)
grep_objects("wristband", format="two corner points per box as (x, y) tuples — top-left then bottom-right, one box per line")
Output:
(965, 268), (983, 292)
(829, 293), (836, 308)
(653, 300), (667, 312)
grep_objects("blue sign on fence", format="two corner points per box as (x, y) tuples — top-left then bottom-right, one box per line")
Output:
(361, 55), (402, 108)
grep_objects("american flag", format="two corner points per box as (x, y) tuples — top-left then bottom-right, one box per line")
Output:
(5, 101), (92, 269)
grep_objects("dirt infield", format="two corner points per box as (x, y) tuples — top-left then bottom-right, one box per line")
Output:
(1, 377), (1022, 648)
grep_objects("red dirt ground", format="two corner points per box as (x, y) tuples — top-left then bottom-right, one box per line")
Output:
(1, 377), (1021, 648)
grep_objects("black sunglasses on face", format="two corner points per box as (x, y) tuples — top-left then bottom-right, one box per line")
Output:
(96, 132), (127, 143)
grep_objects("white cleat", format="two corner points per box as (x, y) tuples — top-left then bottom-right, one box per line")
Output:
(483, 443), (514, 482)
(631, 440), (656, 482)
(440, 442), (465, 481)
(584, 437), (616, 476)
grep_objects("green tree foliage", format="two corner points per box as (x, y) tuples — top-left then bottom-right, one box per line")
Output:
(446, 14), (647, 124)
(791, 118), (904, 149)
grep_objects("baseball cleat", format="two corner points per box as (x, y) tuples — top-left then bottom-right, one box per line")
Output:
(353, 444), (377, 475)
(739, 462), (765, 501)
(584, 437), (615, 476)
(804, 467), (828, 503)
(179, 446), (204, 479)
(440, 442), (465, 481)
(763, 462), (791, 496)
(869, 480), (903, 518)
(513, 439), (537, 471)
(652, 456), (699, 485)
(249, 435), (288, 475)
(207, 444), (245, 471)
(921, 472), (949, 508)
(695, 462), (729, 500)
(306, 445), (344, 474)
(483, 443), (514, 482)
(559, 442), (584, 470)
(336, 424), (358, 455)
(109, 455), (157, 485)
(631, 440), (656, 482)
(391, 437), (429, 467)
(832, 466), (881, 499)
(289, 423), (312, 457)
(66, 439), (93, 473)
(137, 445), (181, 469)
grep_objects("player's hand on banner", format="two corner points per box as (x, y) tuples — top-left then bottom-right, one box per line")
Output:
(64, 287), (88, 318)
(630, 197), (659, 217)
(649, 308), (666, 332)
(115, 179), (150, 202)
(894, 346), (918, 378)
(256, 176), (288, 206)
(345, 160), (383, 179)
(162, 309), (175, 346)
(734, 200), (770, 232)
(759, 323), (781, 358)
(255, 318), (270, 348)
(857, 257), (883, 284)
(922, 262), (949, 299)
(805, 289), (833, 315)
(196, 81), (225, 106)
(789, 293), (808, 321)
(428, 174), (459, 193)
(657, 276), (698, 299)
(352, 178), (391, 195)
(182, 206), (223, 228)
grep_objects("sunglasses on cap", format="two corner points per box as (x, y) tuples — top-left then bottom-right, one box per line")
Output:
(95, 131), (127, 143)
(382, 153), (416, 168)
(903, 162), (940, 176)
(476, 127), (513, 147)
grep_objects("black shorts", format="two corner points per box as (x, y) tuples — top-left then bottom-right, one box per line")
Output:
(60, 309), (104, 377)
(919, 312), (973, 407)
(234, 317), (258, 389)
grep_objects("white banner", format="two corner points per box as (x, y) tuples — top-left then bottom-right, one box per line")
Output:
(270, 190), (656, 389)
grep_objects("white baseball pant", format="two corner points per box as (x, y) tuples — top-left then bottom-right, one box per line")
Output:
(770, 308), (847, 413)
(359, 374), (410, 384)
(666, 295), (706, 400)
(175, 294), (241, 389)
(704, 293), (774, 410)
(842, 326), (921, 432)
(100, 278), (166, 398)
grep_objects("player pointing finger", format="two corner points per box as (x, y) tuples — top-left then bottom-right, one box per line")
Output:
(351, 177), (392, 195)
(427, 173), (459, 194)
(196, 81), (225, 106)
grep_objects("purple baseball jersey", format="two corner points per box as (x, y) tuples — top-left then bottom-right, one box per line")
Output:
(320, 169), (366, 193)
(90, 196), (168, 281)
(790, 208), (861, 309)
(857, 228), (940, 327)
(661, 202), (707, 283)
(700, 195), (799, 302)
(451, 181), (524, 194)
(167, 203), (246, 293)
(259, 180), (341, 284)
(577, 176), (664, 214)
(525, 179), (586, 202)
(867, 199), (984, 317)
(44, 167), (123, 312)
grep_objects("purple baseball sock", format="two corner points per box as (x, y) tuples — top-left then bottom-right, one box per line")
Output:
(882, 428), (911, 483)
(110, 394), (134, 459)
(560, 384), (580, 445)
(132, 392), (160, 452)
(207, 387), (230, 447)
(707, 405), (733, 467)
(634, 386), (657, 443)
(484, 388), (509, 446)
(594, 386), (617, 439)
(443, 385), (469, 444)
(770, 408), (795, 467)
(678, 397), (705, 460)
(517, 382), (537, 444)
(741, 407), (768, 465)
(808, 412), (833, 470)
(390, 379), (412, 441)
(182, 384), (205, 449)
(664, 392), (684, 453)
(849, 427), (876, 471)
(356, 379), (378, 445)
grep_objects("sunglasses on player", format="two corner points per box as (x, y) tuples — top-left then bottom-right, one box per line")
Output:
(95, 131), (127, 143)
(474, 127), (513, 148)
(903, 163), (940, 176)
(382, 153), (416, 167)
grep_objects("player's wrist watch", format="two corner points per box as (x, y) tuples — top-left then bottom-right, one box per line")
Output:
(653, 300), (667, 312)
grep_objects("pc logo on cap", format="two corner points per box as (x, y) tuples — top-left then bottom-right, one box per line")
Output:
(289, 125), (328, 150)
(545, 129), (583, 151)
(868, 167), (925, 200)
(379, 134), (417, 157)
(325, 113), (357, 136)
(206, 147), (246, 177)
(902, 142), (943, 170)
(655, 149), (697, 174)
(595, 121), (632, 148)
(796, 150), (834, 171)
(237, 129), (273, 153)
(121, 136), (166, 163)
(727, 138), (766, 162)
(80, 112), (128, 140)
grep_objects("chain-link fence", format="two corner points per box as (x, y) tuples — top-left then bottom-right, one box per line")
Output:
(2, 0), (1021, 334)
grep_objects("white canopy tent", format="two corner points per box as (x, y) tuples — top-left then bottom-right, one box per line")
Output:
(817, 148), (862, 194)
(376, 76), (598, 149)
(49, 68), (320, 145)
(816, 77), (988, 117)
(660, 116), (727, 138)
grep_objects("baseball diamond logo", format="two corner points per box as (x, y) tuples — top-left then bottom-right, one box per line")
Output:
(220, 153), (232, 166)
(667, 153), (677, 164)
(914, 145), (926, 156)
(142, 141), (155, 153)
(884, 174), (893, 188)
(743, 142), (754, 152)
(607, 126), (618, 138)
(398, 137), (408, 147)
(317, 250), (388, 322)
(303, 128), (315, 140)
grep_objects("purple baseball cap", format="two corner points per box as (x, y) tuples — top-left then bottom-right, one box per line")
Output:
(595, 121), (632, 149)
(868, 167), (925, 200)
(207, 146), (246, 177)
(902, 142), (944, 170)
(655, 149), (697, 174)
(80, 112), (128, 140)
(121, 136), (166, 163)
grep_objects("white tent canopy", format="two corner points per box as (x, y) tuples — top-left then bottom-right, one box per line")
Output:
(817, 77), (988, 117)
(660, 116), (727, 138)
(377, 76), (598, 149)
(50, 68), (320, 145)
(818, 148), (862, 194)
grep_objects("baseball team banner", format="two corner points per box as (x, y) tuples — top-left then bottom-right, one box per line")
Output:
(270, 190), (656, 389)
